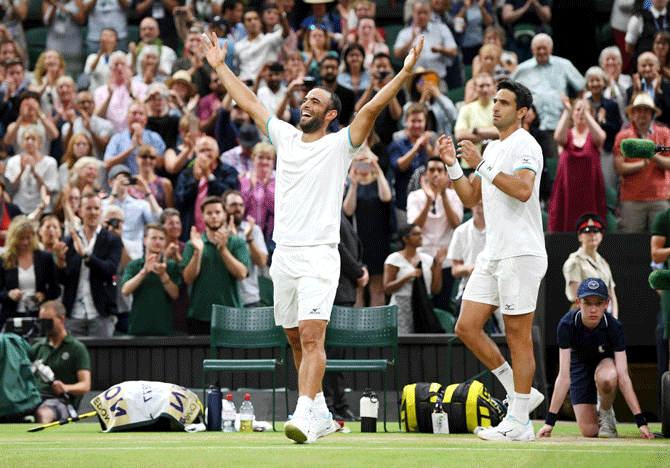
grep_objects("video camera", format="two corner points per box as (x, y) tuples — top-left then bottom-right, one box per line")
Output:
(1, 317), (53, 341)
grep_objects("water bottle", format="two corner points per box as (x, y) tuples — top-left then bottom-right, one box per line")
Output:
(360, 389), (378, 433)
(239, 393), (254, 432)
(222, 393), (236, 432)
(206, 385), (222, 431)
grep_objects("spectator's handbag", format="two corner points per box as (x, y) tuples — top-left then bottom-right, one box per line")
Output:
(410, 262), (444, 333)
(400, 381), (505, 433)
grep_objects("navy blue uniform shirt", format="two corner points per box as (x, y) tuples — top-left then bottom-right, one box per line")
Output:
(557, 309), (627, 366)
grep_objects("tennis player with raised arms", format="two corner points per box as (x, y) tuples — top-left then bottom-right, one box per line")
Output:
(439, 80), (547, 441)
(202, 31), (425, 443)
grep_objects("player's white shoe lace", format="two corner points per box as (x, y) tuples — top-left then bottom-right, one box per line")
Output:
(308, 413), (339, 443)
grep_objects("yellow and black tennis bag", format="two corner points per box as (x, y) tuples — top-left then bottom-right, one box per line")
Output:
(400, 381), (505, 433)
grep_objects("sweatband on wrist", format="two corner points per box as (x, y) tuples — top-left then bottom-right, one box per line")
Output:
(447, 162), (464, 180)
(635, 413), (647, 427)
(476, 160), (499, 184)
(545, 412), (558, 426)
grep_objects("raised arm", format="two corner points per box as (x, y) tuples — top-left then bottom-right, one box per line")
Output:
(349, 36), (424, 148)
(202, 33), (272, 137)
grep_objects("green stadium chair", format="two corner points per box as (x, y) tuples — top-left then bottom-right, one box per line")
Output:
(127, 25), (140, 44)
(546, 157), (559, 181)
(383, 24), (404, 70)
(324, 305), (399, 431)
(605, 185), (618, 211)
(446, 86), (465, 105)
(203, 305), (288, 430)
(464, 64), (473, 82)
(259, 275), (274, 306)
(25, 27), (48, 70)
(607, 211), (618, 233)
(542, 210), (548, 232)
(433, 308), (456, 333)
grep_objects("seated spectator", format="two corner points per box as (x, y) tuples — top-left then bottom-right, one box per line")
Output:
(383, 223), (446, 334)
(166, 70), (200, 119)
(548, 97), (607, 233)
(52, 184), (81, 236)
(69, 157), (104, 196)
(103, 100), (166, 174)
(239, 142), (276, 245)
(585, 66), (623, 189)
(337, 43), (370, 99)
(50, 76), (78, 162)
(450, 0), (495, 65)
(5, 126), (58, 214)
(128, 145), (173, 209)
(0, 179), (22, 246)
(58, 133), (96, 189)
(394, 1), (458, 86)
(625, 0), (670, 66)
(389, 103), (436, 221)
(198, 70), (226, 135)
(30, 300), (91, 424)
(38, 214), (63, 256)
(102, 164), (162, 253)
(3, 91), (59, 157)
(349, 16), (389, 69)
(181, 195), (249, 334)
(0, 216), (60, 324)
(128, 17), (177, 78)
(653, 31), (670, 81)
(175, 136), (239, 240)
(42, 0), (86, 76)
(625, 51), (670, 127)
(165, 114), (201, 177)
(501, 0), (551, 62)
(464, 44), (501, 103)
(0, 1), (28, 62)
(0, 37), (26, 67)
(404, 68), (457, 139)
(55, 191), (123, 337)
(94, 52), (148, 134)
(302, 22), (332, 80)
(342, 145), (392, 307)
(132, 45), (168, 86)
(223, 189), (268, 307)
(61, 90), (114, 161)
(406, 156), (462, 310)
(0, 58), (31, 130)
(537, 279), (653, 440)
(32, 50), (65, 116)
(160, 207), (188, 333)
(235, 5), (290, 83)
(600, 45), (632, 124)
(221, 123), (261, 174)
(122, 223), (181, 335)
(84, 28), (118, 92)
(614, 93), (670, 233)
(454, 72), (497, 151)
(145, 83), (180, 150)
(563, 214), (618, 317)
(471, 25), (518, 77)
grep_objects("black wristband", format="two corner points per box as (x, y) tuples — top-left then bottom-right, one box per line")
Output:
(634, 413), (647, 427)
(545, 412), (558, 426)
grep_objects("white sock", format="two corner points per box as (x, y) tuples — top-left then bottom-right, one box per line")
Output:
(294, 395), (314, 417)
(509, 392), (530, 424)
(492, 362), (515, 397)
(312, 392), (329, 419)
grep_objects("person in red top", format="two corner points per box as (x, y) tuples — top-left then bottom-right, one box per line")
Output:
(0, 179), (23, 247)
(613, 92), (670, 233)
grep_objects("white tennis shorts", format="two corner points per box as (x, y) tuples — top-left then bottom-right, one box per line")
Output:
(462, 255), (547, 315)
(269, 244), (340, 328)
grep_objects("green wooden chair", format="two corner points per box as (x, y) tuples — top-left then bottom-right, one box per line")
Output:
(203, 305), (288, 430)
(258, 276), (274, 306)
(324, 305), (399, 431)
(25, 27), (48, 70)
(433, 308), (456, 333)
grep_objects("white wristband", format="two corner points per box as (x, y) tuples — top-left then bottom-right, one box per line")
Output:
(446, 162), (464, 180)
(476, 160), (499, 184)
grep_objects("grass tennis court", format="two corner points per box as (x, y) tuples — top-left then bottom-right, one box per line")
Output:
(1, 422), (667, 468)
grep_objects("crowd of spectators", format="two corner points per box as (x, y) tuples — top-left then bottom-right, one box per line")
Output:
(0, 0), (670, 338)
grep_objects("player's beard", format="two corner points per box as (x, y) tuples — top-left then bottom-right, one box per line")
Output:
(300, 112), (325, 134)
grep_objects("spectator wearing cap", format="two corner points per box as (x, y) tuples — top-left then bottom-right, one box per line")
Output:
(128, 18), (177, 78)
(537, 277), (653, 440)
(101, 164), (162, 254)
(175, 136), (239, 240)
(562, 214), (618, 317)
(234, 5), (290, 83)
(220, 123), (261, 174)
(255, 61), (288, 117)
(145, 83), (181, 150)
(614, 92), (670, 233)
(319, 54), (355, 126)
(103, 100), (166, 174)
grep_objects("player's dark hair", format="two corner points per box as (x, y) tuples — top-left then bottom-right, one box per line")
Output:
(497, 80), (533, 111)
(315, 85), (341, 119)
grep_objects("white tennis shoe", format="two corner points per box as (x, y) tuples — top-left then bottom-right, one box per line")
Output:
(597, 407), (618, 438)
(284, 411), (313, 444)
(476, 415), (535, 442)
(308, 413), (339, 443)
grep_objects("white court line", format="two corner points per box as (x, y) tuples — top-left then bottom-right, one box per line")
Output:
(3, 445), (669, 453)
